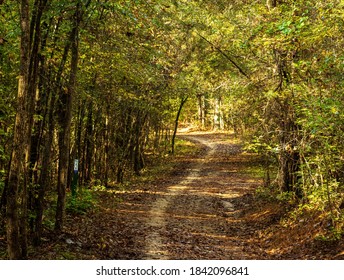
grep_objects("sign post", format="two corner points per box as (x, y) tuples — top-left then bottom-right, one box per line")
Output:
(71, 159), (79, 197)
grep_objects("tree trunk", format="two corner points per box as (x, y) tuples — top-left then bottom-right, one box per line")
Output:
(27, 0), (49, 246)
(171, 96), (188, 155)
(133, 112), (147, 175)
(277, 100), (300, 195)
(84, 102), (94, 185)
(55, 3), (81, 231)
(197, 94), (205, 129)
(213, 96), (223, 130)
(33, 93), (56, 245)
(75, 102), (85, 188)
(6, 0), (31, 260)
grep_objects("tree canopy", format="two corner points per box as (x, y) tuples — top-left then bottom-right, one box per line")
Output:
(0, 0), (343, 259)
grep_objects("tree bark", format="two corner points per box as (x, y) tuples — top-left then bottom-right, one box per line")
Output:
(132, 111), (147, 175)
(213, 96), (223, 130)
(84, 101), (94, 185)
(26, 0), (48, 246)
(33, 91), (56, 245)
(55, 2), (81, 231)
(277, 99), (300, 195)
(171, 96), (188, 155)
(6, 0), (31, 260)
(197, 94), (205, 129)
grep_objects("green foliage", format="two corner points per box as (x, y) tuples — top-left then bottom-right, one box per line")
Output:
(1, 0), (344, 255)
(66, 190), (96, 215)
(244, 137), (274, 154)
(276, 191), (297, 203)
(254, 185), (277, 202)
(174, 138), (201, 156)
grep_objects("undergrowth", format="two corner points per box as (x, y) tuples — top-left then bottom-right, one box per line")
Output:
(66, 189), (96, 215)
(254, 182), (344, 242)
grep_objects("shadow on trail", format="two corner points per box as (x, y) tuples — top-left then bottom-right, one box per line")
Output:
(143, 132), (264, 259)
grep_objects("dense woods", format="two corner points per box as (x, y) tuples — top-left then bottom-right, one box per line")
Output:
(0, 0), (343, 259)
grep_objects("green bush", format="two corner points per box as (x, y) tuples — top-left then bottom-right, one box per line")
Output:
(66, 189), (96, 215)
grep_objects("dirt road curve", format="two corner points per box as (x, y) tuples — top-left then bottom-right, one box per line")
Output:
(144, 132), (262, 259)
(15, 132), (344, 260)
(24, 132), (344, 260)
(28, 131), (264, 260)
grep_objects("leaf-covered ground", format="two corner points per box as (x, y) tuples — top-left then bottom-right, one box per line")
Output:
(1, 131), (344, 259)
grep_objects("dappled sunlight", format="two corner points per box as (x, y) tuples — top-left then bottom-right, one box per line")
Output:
(169, 213), (218, 221)
(120, 202), (149, 207)
(73, 132), (276, 260)
(218, 193), (242, 199)
(245, 209), (275, 221)
(90, 132), (271, 260)
(335, 251), (344, 258)
(113, 189), (158, 195)
(144, 249), (169, 258)
(1, 0), (341, 261)
(140, 132), (267, 259)
(55, 131), (344, 260)
(168, 185), (189, 191)
(189, 231), (239, 241)
(188, 190), (242, 199)
(117, 209), (149, 215)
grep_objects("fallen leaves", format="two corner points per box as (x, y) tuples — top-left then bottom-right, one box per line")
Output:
(2, 132), (342, 260)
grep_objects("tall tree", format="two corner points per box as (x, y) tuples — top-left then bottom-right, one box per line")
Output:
(6, 0), (31, 259)
(55, 0), (82, 232)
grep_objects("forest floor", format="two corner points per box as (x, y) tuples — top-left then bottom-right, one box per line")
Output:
(1, 131), (344, 259)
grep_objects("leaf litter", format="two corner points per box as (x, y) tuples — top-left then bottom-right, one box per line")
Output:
(2, 131), (344, 259)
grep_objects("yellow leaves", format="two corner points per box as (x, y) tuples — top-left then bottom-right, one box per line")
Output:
(330, 106), (338, 115)
(98, 239), (107, 250)
(265, 89), (279, 99)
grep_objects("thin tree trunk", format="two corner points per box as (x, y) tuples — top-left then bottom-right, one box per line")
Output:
(27, 0), (48, 244)
(6, 0), (31, 260)
(104, 111), (110, 186)
(171, 96), (188, 155)
(34, 101), (55, 245)
(84, 101), (94, 185)
(197, 94), (205, 129)
(133, 112), (147, 175)
(75, 102), (85, 188)
(55, 3), (81, 231)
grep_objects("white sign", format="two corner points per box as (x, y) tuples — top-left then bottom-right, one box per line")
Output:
(73, 159), (79, 172)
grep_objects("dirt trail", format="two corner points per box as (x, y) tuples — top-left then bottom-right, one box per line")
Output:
(18, 132), (344, 260)
(144, 132), (261, 259)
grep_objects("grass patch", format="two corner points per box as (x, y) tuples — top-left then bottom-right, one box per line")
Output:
(66, 189), (96, 215)
(139, 137), (201, 181)
(174, 137), (202, 156)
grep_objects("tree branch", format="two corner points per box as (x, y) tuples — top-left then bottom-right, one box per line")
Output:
(196, 32), (249, 79)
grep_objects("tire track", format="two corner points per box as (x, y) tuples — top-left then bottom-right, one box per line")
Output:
(144, 136), (213, 259)
(144, 132), (260, 259)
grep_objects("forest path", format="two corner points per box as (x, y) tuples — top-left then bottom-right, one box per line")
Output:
(26, 132), (344, 260)
(0, 132), (267, 260)
(27, 131), (266, 260)
(143, 132), (261, 259)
